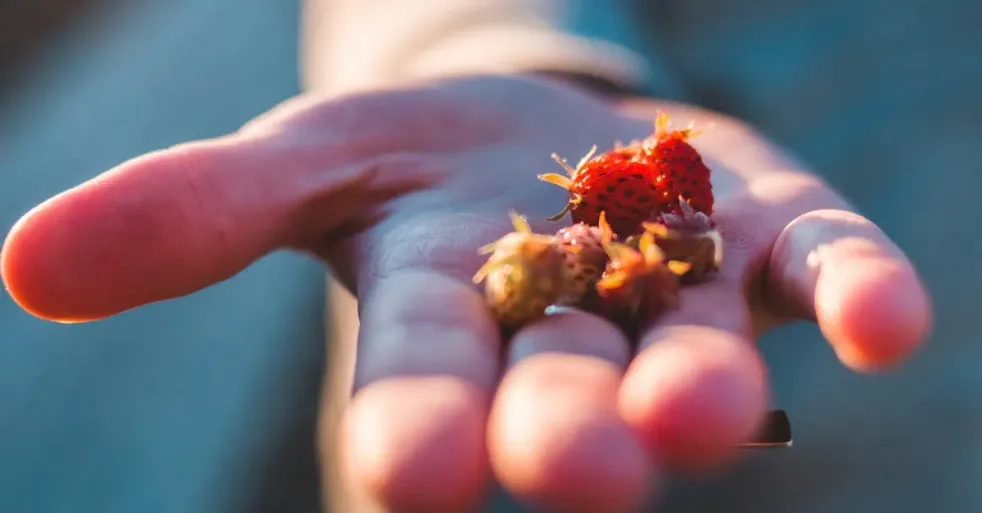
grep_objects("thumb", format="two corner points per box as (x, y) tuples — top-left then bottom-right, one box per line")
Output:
(1, 127), (427, 323)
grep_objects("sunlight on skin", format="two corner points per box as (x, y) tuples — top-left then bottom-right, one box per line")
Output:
(0, 75), (933, 512)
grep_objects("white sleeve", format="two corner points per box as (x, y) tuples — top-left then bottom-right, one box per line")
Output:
(299, 0), (678, 97)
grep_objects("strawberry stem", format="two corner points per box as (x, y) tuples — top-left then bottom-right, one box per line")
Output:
(546, 202), (572, 221)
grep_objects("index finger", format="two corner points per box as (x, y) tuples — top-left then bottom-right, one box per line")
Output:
(2, 135), (289, 322)
(0, 95), (437, 322)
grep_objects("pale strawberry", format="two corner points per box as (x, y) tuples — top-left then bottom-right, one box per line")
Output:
(643, 197), (723, 282)
(553, 218), (608, 305)
(594, 224), (691, 321)
(473, 211), (566, 327)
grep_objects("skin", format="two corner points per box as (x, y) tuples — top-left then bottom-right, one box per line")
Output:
(0, 75), (932, 512)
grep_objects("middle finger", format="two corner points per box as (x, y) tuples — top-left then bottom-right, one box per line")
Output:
(488, 309), (655, 513)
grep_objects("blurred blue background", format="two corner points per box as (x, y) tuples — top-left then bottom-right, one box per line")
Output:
(1, 2), (327, 512)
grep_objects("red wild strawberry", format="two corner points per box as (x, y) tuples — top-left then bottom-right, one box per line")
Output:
(643, 197), (723, 282)
(473, 211), (566, 327)
(639, 111), (714, 216)
(538, 146), (658, 238)
(539, 111), (715, 236)
(553, 218), (609, 305)
(594, 220), (691, 321)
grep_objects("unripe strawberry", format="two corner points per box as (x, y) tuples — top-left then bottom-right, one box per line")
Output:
(473, 212), (566, 327)
(594, 224), (691, 322)
(643, 197), (723, 282)
(553, 221), (608, 305)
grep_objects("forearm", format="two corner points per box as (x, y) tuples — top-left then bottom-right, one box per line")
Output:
(299, 0), (679, 98)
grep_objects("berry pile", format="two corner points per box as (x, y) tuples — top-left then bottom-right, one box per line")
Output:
(473, 111), (723, 330)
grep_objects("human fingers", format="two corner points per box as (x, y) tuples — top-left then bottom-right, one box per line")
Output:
(767, 208), (933, 372)
(338, 270), (500, 513)
(488, 309), (653, 513)
(620, 281), (770, 472)
(0, 100), (443, 322)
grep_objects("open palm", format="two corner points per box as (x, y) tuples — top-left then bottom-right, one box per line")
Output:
(1, 75), (931, 512)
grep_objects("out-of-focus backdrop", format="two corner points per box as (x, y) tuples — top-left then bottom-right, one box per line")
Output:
(0, 2), (327, 512)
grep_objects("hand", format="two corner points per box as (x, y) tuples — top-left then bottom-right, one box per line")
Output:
(1, 75), (932, 512)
